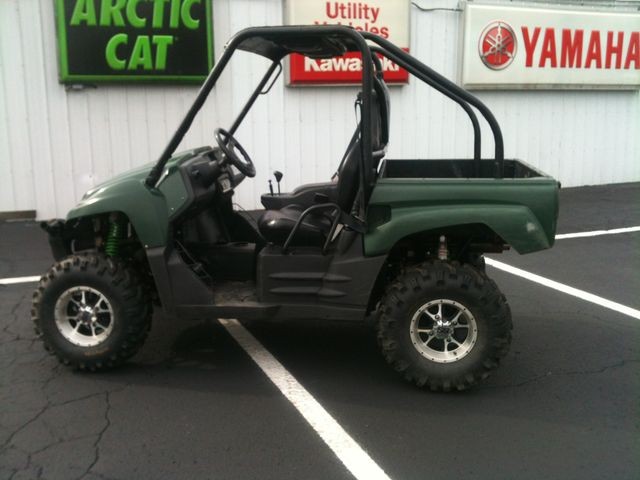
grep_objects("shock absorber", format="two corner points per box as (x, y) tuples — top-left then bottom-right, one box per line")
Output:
(105, 214), (123, 257)
(438, 235), (449, 261)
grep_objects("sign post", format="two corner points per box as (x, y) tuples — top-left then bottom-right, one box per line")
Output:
(54, 0), (213, 84)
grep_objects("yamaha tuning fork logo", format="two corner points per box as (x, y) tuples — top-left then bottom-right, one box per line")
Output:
(478, 21), (517, 70)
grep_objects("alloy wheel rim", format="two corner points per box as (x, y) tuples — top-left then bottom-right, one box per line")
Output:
(409, 299), (478, 363)
(54, 286), (114, 347)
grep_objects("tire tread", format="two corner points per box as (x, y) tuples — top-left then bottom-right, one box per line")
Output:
(31, 253), (151, 371)
(376, 260), (512, 392)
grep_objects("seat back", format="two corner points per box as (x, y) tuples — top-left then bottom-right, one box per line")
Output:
(336, 139), (362, 212)
(371, 75), (390, 154)
(336, 76), (390, 213)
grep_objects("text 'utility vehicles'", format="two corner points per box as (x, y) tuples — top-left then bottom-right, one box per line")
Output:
(34, 26), (558, 391)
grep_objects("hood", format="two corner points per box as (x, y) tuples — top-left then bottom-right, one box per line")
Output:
(81, 148), (210, 201)
(82, 163), (153, 201)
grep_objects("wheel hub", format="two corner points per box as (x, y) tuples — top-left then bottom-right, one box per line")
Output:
(54, 286), (114, 347)
(409, 299), (479, 364)
(79, 306), (95, 323)
(433, 321), (453, 339)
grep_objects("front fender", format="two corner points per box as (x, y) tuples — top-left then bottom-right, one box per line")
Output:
(67, 178), (169, 248)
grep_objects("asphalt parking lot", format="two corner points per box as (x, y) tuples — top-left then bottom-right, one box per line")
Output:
(1, 183), (639, 480)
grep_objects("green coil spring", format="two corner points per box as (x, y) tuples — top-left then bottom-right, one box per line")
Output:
(105, 218), (123, 257)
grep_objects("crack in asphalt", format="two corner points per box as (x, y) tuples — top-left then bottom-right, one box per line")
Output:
(1, 289), (31, 344)
(1, 323), (128, 480)
(2, 386), (127, 480)
(483, 358), (640, 389)
(79, 391), (113, 480)
(1, 364), (62, 450)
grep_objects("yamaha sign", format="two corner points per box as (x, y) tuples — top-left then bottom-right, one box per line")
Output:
(461, 3), (640, 89)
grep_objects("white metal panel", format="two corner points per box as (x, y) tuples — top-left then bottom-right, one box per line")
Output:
(0, 0), (638, 220)
(1, 0), (37, 213)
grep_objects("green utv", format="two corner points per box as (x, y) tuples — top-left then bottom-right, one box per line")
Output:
(33, 27), (558, 391)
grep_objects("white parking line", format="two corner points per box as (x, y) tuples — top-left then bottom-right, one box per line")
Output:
(219, 318), (391, 480)
(0, 275), (40, 285)
(485, 258), (640, 320)
(556, 226), (640, 239)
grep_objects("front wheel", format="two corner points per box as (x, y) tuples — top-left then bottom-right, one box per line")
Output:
(32, 253), (152, 371)
(377, 260), (512, 392)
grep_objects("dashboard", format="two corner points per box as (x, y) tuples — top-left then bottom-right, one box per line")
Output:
(166, 147), (241, 221)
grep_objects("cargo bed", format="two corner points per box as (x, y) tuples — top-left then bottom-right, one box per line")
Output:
(366, 158), (559, 257)
(379, 158), (549, 180)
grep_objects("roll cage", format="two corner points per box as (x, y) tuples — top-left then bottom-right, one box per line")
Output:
(144, 25), (505, 213)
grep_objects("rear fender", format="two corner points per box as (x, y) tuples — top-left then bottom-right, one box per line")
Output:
(364, 204), (553, 256)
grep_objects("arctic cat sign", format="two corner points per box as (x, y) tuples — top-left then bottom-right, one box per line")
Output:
(461, 3), (640, 89)
(284, 0), (410, 85)
(54, 0), (213, 84)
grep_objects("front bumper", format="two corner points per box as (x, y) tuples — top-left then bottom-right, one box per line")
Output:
(40, 219), (69, 261)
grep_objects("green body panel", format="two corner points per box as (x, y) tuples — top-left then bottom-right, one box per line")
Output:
(67, 148), (558, 255)
(66, 149), (207, 247)
(364, 177), (559, 256)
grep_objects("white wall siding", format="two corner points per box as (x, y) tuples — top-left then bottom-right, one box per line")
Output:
(1, 0), (639, 219)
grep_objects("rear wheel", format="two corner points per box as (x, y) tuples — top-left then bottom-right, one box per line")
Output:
(377, 260), (512, 391)
(32, 253), (152, 371)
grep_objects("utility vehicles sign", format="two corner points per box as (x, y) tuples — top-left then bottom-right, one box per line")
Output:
(54, 0), (213, 84)
(461, 3), (640, 89)
(284, 0), (410, 85)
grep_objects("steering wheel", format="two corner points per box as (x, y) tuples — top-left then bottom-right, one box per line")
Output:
(214, 128), (256, 178)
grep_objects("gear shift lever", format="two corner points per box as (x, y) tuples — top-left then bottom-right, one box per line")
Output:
(273, 171), (283, 195)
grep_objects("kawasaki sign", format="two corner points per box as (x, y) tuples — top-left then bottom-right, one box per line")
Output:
(284, 0), (410, 85)
(54, 0), (213, 84)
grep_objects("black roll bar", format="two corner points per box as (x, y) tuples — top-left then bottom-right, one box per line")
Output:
(362, 33), (504, 178)
(146, 26), (375, 207)
(146, 27), (502, 192)
(145, 36), (237, 187)
(145, 36), (239, 188)
(228, 61), (282, 137)
(370, 51), (383, 77)
(370, 46), (482, 177)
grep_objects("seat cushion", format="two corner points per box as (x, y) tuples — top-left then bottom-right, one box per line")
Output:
(258, 205), (333, 246)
